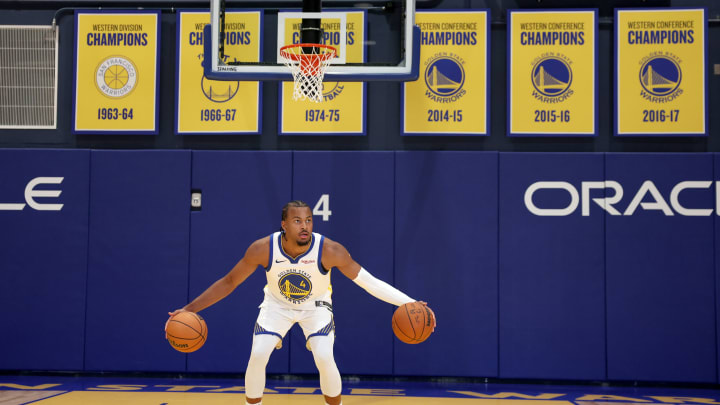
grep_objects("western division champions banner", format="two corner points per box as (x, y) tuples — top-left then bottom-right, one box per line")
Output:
(175, 11), (261, 134)
(279, 11), (365, 135)
(508, 10), (597, 136)
(402, 11), (489, 136)
(615, 8), (707, 136)
(73, 11), (160, 134)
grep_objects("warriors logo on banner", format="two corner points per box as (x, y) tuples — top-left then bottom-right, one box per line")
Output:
(278, 10), (365, 135)
(403, 11), (489, 136)
(175, 11), (261, 134)
(615, 8), (707, 136)
(508, 10), (597, 136)
(73, 11), (160, 134)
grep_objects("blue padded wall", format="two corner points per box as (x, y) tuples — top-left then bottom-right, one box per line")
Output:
(84, 151), (191, 372)
(289, 151), (395, 375)
(0, 150), (89, 370)
(498, 153), (605, 380)
(716, 153), (720, 384)
(188, 151), (292, 374)
(394, 151), (498, 377)
(2, 148), (719, 382)
(606, 153), (716, 383)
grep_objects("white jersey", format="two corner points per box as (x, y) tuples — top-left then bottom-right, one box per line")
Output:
(262, 231), (332, 310)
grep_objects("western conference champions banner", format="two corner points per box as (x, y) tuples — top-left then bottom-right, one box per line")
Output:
(279, 10), (365, 135)
(73, 11), (160, 134)
(175, 11), (261, 134)
(508, 10), (597, 136)
(615, 8), (707, 136)
(402, 11), (489, 136)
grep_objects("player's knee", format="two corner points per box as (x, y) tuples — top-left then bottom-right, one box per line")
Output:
(314, 354), (335, 369)
(249, 347), (272, 363)
(248, 341), (276, 365)
(311, 346), (335, 367)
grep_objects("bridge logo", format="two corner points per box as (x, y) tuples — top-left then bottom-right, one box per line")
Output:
(639, 55), (681, 98)
(201, 53), (239, 102)
(424, 55), (465, 99)
(201, 76), (240, 102)
(322, 82), (345, 101)
(531, 56), (572, 98)
(278, 271), (312, 304)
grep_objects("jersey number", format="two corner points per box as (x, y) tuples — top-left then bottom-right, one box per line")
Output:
(313, 194), (332, 222)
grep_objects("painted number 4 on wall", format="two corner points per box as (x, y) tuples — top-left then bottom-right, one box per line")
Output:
(313, 194), (332, 221)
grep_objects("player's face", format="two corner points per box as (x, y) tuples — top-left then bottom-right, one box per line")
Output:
(283, 206), (313, 246)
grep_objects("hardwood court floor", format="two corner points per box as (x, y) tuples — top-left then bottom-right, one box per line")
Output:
(1, 375), (719, 405)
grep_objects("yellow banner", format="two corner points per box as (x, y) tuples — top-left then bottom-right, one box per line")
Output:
(616, 8), (706, 135)
(403, 11), (488, 135)
(176, 11), (261, 134)
(279, 11), (364, 134)
(508, 10), (596, 136)
(74, 12), (159, 133)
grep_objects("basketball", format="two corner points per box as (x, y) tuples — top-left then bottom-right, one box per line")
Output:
(166, 311), (207, 353)
(392, 302), (435, 344)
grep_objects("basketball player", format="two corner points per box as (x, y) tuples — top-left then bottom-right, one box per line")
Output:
(166, 200), (433, 405)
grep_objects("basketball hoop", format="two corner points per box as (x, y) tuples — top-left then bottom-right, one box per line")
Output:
(280, 43), (337, 103)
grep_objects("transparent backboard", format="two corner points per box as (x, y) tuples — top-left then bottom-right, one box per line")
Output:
(203, 0), (420, 81)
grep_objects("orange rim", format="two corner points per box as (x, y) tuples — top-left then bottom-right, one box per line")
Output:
(279, 43), (337, 62)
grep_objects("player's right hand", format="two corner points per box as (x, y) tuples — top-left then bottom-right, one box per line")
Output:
(165, 309), (186, 339)
(417, 301), (436, 332)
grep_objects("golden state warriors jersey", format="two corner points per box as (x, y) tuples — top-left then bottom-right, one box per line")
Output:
(263, 231), (332, 310)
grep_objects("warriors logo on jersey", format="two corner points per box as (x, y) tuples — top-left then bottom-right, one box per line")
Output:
(264, 231), (332, 310)
(278, 269), (313, 304)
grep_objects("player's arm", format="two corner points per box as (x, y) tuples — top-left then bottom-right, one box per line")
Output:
(170, 236), (269, 315)
(322, 238), (415, 307)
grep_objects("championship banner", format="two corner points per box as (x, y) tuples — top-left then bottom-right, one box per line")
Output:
(615, 8), (707, 136)
(73, 11), (160, 134)
(278, 10), (365, 135)
(175, 11), (261, 134)
(402, 11), (489, 136)
(508, 10), (597, 136)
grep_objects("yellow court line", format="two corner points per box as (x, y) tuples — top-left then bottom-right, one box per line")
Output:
(26, 391), (579, 404)
(0, 390), (67, 405)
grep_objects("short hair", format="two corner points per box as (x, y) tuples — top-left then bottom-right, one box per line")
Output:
(281, 200), (310, 221)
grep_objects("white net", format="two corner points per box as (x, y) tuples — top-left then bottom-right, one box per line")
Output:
(280, 44), (336, 103)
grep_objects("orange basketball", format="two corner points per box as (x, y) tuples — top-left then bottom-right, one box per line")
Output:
(392, 302), (435, 344)
(166, 311), (207, 353)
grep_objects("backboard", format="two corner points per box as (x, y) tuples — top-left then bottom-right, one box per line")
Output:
(203, 0), (420, 82)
